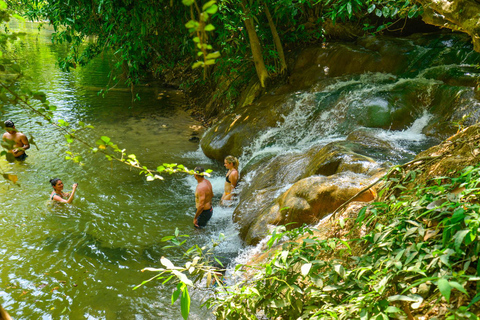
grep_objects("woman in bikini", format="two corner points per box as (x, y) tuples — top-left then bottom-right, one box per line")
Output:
(221, 155), (239, 205)
(49, 178), (78, 204)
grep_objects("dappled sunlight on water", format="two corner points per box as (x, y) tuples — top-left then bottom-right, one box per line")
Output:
(0, 22), (235, 320)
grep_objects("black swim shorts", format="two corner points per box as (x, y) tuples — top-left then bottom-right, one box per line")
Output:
(15, 153), (28, 161)
(195, 207), (213, 228)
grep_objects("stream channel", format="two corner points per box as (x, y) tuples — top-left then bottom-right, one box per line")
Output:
(2, 22), (480, 320)
(1, 22), (238, 319)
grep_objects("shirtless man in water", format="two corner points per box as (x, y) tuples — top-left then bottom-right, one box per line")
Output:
(2, 120), (30, 161)
(193, 166), (213, 228)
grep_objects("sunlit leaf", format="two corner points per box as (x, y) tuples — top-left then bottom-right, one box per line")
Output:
(301, 263), (312, 276)
(180, 286), (190, 320)
(204, 24), (215, 31)
(161, 257), (175, 269)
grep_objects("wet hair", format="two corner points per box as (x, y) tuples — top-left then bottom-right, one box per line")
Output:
(4, 120), (14, 128)
(225, 155), (239, 170)
(194, 166), (205, 176)
(50, 178), (61, 187)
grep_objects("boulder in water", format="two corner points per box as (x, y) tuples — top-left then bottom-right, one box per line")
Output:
(243, 172), (378, 245)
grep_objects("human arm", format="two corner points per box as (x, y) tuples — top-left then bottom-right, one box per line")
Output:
(52, 183), (78, 204)
(12, 134), (30, 155)
(230, 170), (239, 189)
(193, 187), (206, 227)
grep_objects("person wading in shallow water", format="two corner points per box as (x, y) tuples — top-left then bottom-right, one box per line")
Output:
(221, 155), (239, 205)
(2, 120), (30, 161)
(49, 178), (78, 204)
(193, 166), (213, 229)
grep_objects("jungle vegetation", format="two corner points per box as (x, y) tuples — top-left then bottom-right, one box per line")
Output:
(5, 0), (424, 106)
(3, 1), (480, 319)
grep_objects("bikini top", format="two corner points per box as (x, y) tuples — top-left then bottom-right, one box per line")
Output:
(51, 192), (66, 200)
(226, 170), (238, 183)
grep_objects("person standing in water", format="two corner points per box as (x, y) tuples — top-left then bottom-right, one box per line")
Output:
(193, 167), (213, 228)
(49, 178), (78, 204)
(2, 120), (30, 161)
(221, 155), (239, 205)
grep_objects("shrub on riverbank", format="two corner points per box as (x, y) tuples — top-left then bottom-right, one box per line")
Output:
(208, 159), (480, 319)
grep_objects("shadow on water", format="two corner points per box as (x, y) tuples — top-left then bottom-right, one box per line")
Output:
(43, 231), (132, 264)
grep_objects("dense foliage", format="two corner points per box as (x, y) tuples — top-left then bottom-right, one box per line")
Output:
(206, 163), (480, 319)
(1, 1), (206, 181)
(145, 160), (480, 319)
(7, 0), (423, 97)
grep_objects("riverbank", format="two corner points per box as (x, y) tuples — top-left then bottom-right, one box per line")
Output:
(209, 123), (480, 319)
(189, 29), (480, 319)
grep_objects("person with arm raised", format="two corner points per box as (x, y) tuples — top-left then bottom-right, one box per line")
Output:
(49, 178), (78, 204)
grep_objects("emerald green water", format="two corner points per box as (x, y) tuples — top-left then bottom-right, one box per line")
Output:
(0, 22), (237, 319)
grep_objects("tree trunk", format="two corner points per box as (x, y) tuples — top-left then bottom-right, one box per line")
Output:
(240, 0), (269, 87)
(264, 2), (287, 73)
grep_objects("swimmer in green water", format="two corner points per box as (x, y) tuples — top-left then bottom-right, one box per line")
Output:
(49, 178), (78, 204)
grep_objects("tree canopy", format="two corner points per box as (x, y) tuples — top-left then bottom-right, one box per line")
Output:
(6, 0), (424, 91)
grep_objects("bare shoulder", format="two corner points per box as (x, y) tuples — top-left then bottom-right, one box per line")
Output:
(205, 179), (213, 189)
(198, 180), (212, 191)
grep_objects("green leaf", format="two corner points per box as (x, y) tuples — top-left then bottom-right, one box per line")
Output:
(468, 293), (480, 308)
(367, 4), (376, 13)
(185, 20), (198, 29)
(204, 24), (215, 32)
(205, 4), (218, 14)
(437, 278), (451, 302)
(408, 8), (416, 18)
(388, 295), (419, 302)
(205, 59), (215, 65)
(375, 8), (382, 17)
(101, 136), (111, 143)
(202, 0), (215, 11)
(323, 285), (339, 291)
(206, 51), (221, 59)
(385, 306), (402, 314)
(58, 119), (69, 127)
(454, 230), (470, 253)
(382, 6), (390, 17)
(356, 207), (367, 223)
(180, 286), (191, 320)
(301, 263), (312, 276)
(346, 2), (352, 16)
(449, 281), (468, 294)
(192, 61), (204, 69)
(182, 0), (194, 6)
(333, 264), (345, 279)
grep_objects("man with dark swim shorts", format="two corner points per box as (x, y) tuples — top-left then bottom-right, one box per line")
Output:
(193, 166), (214, 228)
(2, 120), (30, 161)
